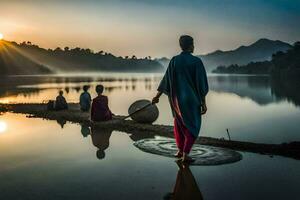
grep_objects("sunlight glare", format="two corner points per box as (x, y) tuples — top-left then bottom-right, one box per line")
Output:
(0, 33), (3, 40)
(0, 121), (7, 133)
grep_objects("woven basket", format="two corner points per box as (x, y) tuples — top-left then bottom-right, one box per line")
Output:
(128, 99), (159, 124)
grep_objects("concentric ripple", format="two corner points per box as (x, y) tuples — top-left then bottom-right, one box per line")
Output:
(134, 137), (242, 165)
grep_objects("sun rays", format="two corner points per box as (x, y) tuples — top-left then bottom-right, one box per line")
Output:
(0, 40), (54, 73)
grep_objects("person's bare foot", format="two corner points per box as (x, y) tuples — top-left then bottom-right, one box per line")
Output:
(174, 151), (183, 158)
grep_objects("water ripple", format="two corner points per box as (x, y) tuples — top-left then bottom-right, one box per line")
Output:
(134, 137), (243, 165)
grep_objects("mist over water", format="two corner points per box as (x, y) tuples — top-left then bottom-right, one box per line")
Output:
(1, 73), (300, 143)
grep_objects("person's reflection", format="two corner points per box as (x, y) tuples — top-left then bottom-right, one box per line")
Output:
(164, 161), (203, 200)
(80, 123), (91, 138)
(65, 87), (70, 94)
(90, 125), (113, 160)
(56, 119), (67, 128)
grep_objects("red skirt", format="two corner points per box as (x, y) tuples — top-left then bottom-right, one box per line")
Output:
(172, 95), (196, 154)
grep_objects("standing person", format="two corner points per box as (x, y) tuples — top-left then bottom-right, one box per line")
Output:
(152, 35), (209, 163)
(55, 90), (68, 110)
(80, 85), (92, 112)
(91, 84), (113, 122)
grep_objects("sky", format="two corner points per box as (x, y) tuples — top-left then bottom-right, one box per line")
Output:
(0, 0), (299, 57)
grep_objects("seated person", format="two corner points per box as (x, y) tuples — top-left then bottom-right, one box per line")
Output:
(55, 90), (68, 110)
(91, 85), (113, 121)
(79, 85), (92, 112)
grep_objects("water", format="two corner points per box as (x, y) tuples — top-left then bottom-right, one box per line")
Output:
(1, 74), (300, 143)
(0, 73), (299, 200)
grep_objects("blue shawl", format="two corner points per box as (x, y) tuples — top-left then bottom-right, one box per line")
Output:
(158, 52), (209, 137)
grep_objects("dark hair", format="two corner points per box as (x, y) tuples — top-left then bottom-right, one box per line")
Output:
(83, 85), (90, 92)
(59, 90), (64, 95)
(179, 35), (194, 51)
(96, 84), (104, 94)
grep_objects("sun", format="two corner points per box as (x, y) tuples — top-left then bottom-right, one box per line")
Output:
(0, 121), (7, 133)
(0, 33), (3, 40)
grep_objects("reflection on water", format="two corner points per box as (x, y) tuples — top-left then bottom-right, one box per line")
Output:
(209, 75), (272, 105)
(209, 75), (300, 106)
(0, 120), (7, 133)
(90, 126), (113, 160)
(164, 161), (203, 200)
(1, 74), (300, 107)
(1, 73), (300, 143)
(0, 74), (159, 103)
(57, 118), (67, 128)
(271, 78), (300, 107)
(0, 74), (299, 200)
(80, 123), (159, 161)
(0, 113), (299, 200)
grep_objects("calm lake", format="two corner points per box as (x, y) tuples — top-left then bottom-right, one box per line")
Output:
(0, 73), (299, 200)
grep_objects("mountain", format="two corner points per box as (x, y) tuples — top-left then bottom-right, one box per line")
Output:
(199, 38), (292, 72)
(212, 41), (300, 76)
(0, 40), (164, 75)
(1, 38), (291, 75)
(156, 39), (292, 72)
(0, 41), (52, 75)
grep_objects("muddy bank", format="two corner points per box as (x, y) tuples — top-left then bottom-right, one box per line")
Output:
(0, 103), (299, 160)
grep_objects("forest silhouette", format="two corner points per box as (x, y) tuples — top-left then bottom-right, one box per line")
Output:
(213, 41), (300, 78)
(0, 40), (164, 75)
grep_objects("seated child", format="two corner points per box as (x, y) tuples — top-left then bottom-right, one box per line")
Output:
(55, 90), (68, 110)
(91, 85), (113, 121)
(80, 85), (92, 112)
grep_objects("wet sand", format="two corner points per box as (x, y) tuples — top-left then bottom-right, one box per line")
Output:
(0, 103), (299, 160)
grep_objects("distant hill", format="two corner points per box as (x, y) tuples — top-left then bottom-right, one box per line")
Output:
(0, 40), (164, 75)
(1, 38), (291, 75)
(0, 41), (52, 75)
(156, 39), (292, 72)
(199, 38), (292, 72)
(212, 41), (300, 77)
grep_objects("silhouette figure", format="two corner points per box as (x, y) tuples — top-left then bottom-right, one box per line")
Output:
(79, 85), (92, 112)
(90, 125), (113, 160)
(91, 85), (113, 121)
(164, 161), (203, 200)
(55, 90), (68, 110)
(153, 35), (209, 163)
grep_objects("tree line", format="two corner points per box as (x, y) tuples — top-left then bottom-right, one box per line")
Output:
(6, 41), (163, 73)
(212, 42), (300, 78)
